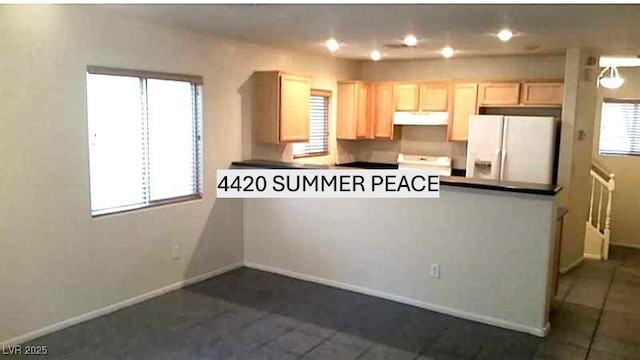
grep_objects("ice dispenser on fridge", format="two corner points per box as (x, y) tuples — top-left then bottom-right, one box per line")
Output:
(467, 153), (501, 179)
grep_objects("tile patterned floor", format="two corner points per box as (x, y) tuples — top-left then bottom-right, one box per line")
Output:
(12, 246), (640, 359)
(545, 246), (640, 360)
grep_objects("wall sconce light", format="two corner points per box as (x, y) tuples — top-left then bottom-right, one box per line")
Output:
(598, 65), (625, 89)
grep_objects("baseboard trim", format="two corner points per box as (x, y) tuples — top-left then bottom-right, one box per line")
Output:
(583, 253), (603, 260)
(611, 242), (640, 250)
(1, 262), (243, 347)
(560, 257), (584, 274)
(244, 262), (549, 337)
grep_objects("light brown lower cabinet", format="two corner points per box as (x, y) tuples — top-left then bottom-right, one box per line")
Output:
(337, 81), (374, 140)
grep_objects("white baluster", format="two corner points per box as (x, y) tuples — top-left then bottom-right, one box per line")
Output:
(585, 166), (615, 261)
(597, 183), (604, 232)
(603, 174), (615, 260)
(589, 177), (595, 225)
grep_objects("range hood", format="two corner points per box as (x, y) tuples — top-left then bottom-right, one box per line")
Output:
(393, 111), (449, 126)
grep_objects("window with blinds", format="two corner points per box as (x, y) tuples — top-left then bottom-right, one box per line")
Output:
(86, 67), (203, 216)
(293, 90), (330, 158)
(599, 99), (640, 156)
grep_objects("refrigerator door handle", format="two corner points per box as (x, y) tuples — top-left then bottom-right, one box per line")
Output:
(499, 119), (508, 180)
(494, 150), (502, 179)
(500, 151), (507, 180)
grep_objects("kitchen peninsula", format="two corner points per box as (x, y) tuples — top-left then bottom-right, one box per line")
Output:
(233, 159), (561, 337)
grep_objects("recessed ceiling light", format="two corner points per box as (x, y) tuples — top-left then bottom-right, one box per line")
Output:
(404, 34), (418, 47)
(497, 29), (513, 42)
(325, 38), (340, 52)
(370, 50), (382, 61)
(441, 47), (454, 58)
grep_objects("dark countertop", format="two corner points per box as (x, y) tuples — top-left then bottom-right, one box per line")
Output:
(231, 159), (562, 196)
(334, 161), (399, 170)
(439, 175), (561, 196)
(231, 159), (331, 169)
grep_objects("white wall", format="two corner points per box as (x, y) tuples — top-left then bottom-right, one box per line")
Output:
(591, 67), (640, 249)
(359, 55), (567, 82)
(347, 55), (567, 168)
(0, 5), (357, 344)
(244, 188), (558, 336)
(558, 50), (599, 269)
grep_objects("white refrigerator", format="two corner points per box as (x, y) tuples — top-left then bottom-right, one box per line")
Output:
(466, 115), (557, 184)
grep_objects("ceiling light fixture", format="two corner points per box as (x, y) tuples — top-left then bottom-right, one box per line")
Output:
(599, 56), (640, 68)
(370, 50), (382, 61)
(325, 38), (340, 52)
(598, 65), (625, 89)
(404, 35), (418, 47)
(497, 29), (513, 42)
(441, 46), (454, 58)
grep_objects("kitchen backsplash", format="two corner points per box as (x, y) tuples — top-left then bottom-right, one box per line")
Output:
(339, 126), (468, 169)
(252, 125), (467, 169)
(344, 138), (400, 164)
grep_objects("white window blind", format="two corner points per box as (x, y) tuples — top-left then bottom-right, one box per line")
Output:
(86, 67), (203, 215)
(293, 90), (330, 157)
(599, 99), (640, 156)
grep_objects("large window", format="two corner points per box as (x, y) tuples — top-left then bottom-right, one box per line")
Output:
(293, 90), (330, 158)
(599, 99), (640, 157)
(86, 67), (203, 215)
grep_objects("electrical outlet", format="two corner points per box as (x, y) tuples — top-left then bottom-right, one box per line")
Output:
(430, 264), (440, 279)
(172, 245), (180, 260)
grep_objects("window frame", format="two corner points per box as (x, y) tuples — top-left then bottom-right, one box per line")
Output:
(86, 66), (204, 217)
(598, 97), (640, 158)
(292, 89), (331, 159)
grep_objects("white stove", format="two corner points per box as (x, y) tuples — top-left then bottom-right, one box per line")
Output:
(397, 153), (452, 176)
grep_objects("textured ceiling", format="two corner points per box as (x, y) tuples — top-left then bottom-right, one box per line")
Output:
(102, 4), (640, 60)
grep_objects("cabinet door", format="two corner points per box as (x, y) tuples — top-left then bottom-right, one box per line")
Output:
(419, 83), (448, 111)
(394, 83), (419, 111)
(365, 83), (376, 139)
(478, 83), (520, 106)
(356, 82), (369, 138)
(450, 83), (478, 141)
(521, 82), (564, 105)
(337, 82), (357, 139)
(374, 83), (394, 138)
(253, 71), (280, 144)
(279, 74), (310, 142)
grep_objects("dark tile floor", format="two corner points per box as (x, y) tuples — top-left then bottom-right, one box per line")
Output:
(12, 246), (640, 360)
(544, 246), (640, 360)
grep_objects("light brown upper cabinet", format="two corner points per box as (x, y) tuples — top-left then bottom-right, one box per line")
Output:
(419, 83), (449, 111)
(450, 83), (479, 141)
(337, 81), (374, 140)
(394, 83), (420, 111)
(372, 83), (395, 139)
(254, 71), (311, 144)
(478, 82), (521, 106)
(521, 82), (564, 106)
